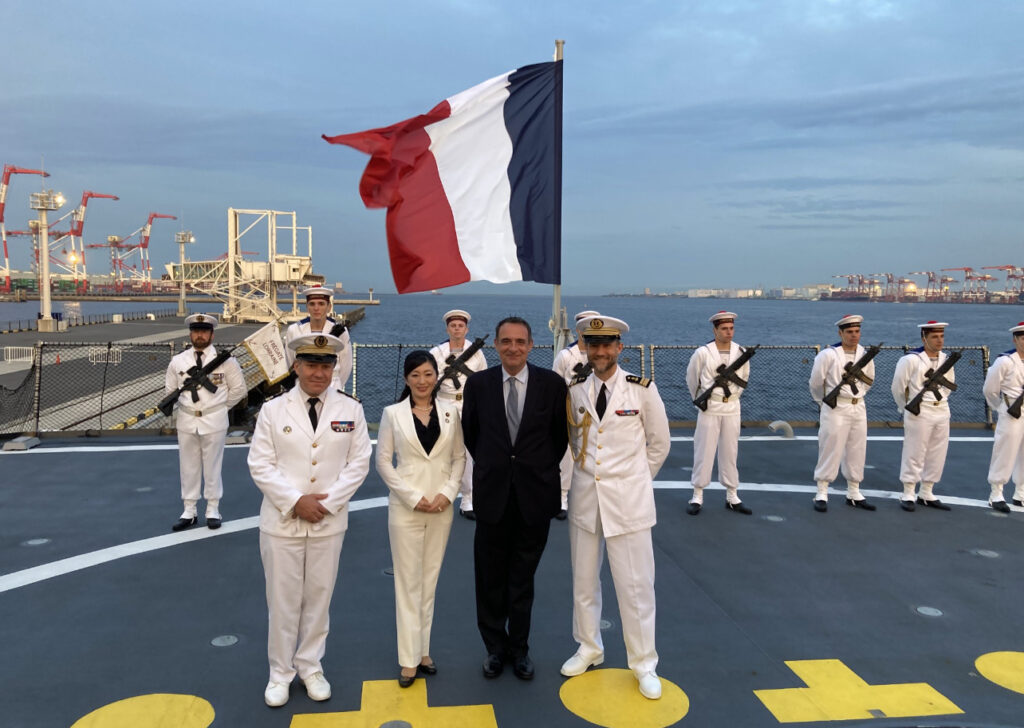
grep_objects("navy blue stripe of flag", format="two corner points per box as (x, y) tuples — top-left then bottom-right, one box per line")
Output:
(504, 60), (563, 285)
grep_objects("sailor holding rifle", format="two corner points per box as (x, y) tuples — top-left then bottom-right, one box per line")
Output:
(685, 311), (755, 515)
(891, 321), (958, 511)
(808, 314), (879, 512)
(429, 309), (488, 519)
(284, 286), (353, 392)
(165, 313), (246, 531)
(983, 321), (1024, 512)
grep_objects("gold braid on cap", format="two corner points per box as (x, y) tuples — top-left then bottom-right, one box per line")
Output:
(565, 395), (592, 468)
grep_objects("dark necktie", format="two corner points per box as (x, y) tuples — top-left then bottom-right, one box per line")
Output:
(195, 351), (203, 369)
(307, 397), (319, 430)
(596, 383), (608, 420)
(506, 378), (520, 442)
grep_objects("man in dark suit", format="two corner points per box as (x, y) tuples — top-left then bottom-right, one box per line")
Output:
(462, 316), (569, 681)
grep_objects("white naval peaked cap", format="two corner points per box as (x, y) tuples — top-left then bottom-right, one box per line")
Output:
(917, 320), (950, 330)
(574, 309), (601, 322)
(289, 333), (345, 362)
(443, 309), (471, 323)
(709, 311), (737, 324)
(1011, 321), (1024, 334)
(834, 314), (864, 328)
(302, 286), (333, 300)
(185, 313), (217, 329)
(579, 315), (629, 338)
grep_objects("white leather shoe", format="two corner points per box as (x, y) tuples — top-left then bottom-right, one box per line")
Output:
(560, 652), (604, 677)
(264, 681), (289, 707)
(638, 671), (662, 699)
(303, 671), (331, 701)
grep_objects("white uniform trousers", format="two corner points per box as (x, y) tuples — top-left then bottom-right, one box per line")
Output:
(388, 503), (453, 668)
(559, 447), (573, 510)
(176, 429), (226, 510)
(690, 411), (741, 503)
(899, 407), (950, 487)
(987, 411), (1024, 499)
(259, 531), (345, 683)
(569, 514), (657, 679)
(813, 403), (867, 485)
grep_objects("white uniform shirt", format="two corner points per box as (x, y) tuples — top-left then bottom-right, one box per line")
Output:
(809, 343), (875, 406)
(164, 347), (246, 435)
(686, 341), (750, 415)
(983, 350), (1024, 413)
(428, 340), (488, 403)
(553, 341), (588, 384)
(568, 367), (671, 538)
(284, 318), (353, 390)
(891, 348), (956, 411)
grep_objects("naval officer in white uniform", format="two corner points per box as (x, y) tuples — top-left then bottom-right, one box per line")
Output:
(165, 313), (246, 531)
(983, 321), (1024, 512)
(284, 286), (353, 391)
(891, 321), (955, 511)
(809, 314), (876, 512)
(562, 315), (670, 701)
(429, 309), (487, 519)
(685, 311), (753, 515)
(248, 333), (372, 708)
(552, 309), (601, 519)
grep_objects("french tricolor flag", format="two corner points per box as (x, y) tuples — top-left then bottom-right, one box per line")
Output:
(323, 61), (562, 294)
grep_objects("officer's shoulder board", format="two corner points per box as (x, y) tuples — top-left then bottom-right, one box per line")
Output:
(337, 389), (361, 402)
(625, 374), (652, 388)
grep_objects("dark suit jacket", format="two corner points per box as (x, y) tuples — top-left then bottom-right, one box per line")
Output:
(462, 362), (568, 526)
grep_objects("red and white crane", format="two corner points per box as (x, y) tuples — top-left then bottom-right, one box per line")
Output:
(87, 212), (176, 292)
(0, 164), (50, 292)
(982, 265), (1024, 295)
(43, 191), (120, 291)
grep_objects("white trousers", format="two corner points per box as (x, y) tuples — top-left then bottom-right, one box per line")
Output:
(259, 531), (345, 683)
(176, 428), (226, 508)
(457, 449), (475, 510)
(691, 411), (741, 502)
(559, 447), (573, 510)
(988, 410), (1024, 494)
(899, 408), (950, 488)
(569, 515), (657, 678)
(388, 503), (453, 668)
(813, 404), (867, 485)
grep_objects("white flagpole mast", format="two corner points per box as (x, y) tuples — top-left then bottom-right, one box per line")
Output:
(549, 38), (570, 353)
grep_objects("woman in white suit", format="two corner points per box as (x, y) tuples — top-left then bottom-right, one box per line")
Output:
(376, 350), (466, 687)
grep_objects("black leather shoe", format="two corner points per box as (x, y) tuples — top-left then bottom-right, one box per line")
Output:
(900, 500), (916, 512)
(991, 501), (1011, 513)
(813, 500), (828, 513)
(207, 518), (222, 529)
(417, 661), (437, 676)
(726, 501), (752, 515)
(686, 502), (702, 515)
(555, 509), (568, 520)
(1013, 499), (1023, 507)
(460, 509), (476, 521)
(482, 654), (503, 678)
(171, 516), (197, 532)
(398, 670), (416, 688)
(846, 498), (876, 511)
(512, 655), (534, 680)
(917, 497), (951, 511)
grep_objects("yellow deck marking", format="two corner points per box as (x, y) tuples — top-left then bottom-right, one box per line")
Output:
(754, 659), (963, 723)
(559, 668), (689, 728)
(290, 679), (497, 727)
(976, 651), (1024, 694)
(71, 694), (214, 727)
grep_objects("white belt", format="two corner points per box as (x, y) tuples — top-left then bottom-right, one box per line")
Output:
(178, 403), (226, 417)
(437, 391), (463, 401)
(836, 396), (862, 405)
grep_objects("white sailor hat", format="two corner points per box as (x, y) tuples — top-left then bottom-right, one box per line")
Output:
(574, 309), (601, 322)
(917, 320), (949, 331)
(579, 315), (629, 339)
(302, 286), (333, 300)
(289, 333), (345, 362)
(1010, 321), (1024, 335)
(834, 314), (863, 329)
(443, 309), (471, 324)
(709, 311), (737, 325)
(185, 313), (217, 330)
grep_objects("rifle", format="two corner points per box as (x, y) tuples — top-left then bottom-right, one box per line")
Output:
(693, 344), (758, 412)
(905, 350), (961, 415)
(158, 347), (235, 416)
(1006, 392), (1024, 419)
(570, 360), (593, 384)
(822, 342), (882, 409)
(434, 335), (488, 394)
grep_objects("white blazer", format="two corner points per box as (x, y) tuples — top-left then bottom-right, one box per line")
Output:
(375, 400), (466, 510)
(248, 386), (371, 538)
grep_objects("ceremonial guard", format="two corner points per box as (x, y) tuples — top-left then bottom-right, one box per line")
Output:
(563, 316), (670, 700)
(983, 322), (1024, 512)
(284, 286), (353, 391)
(429, 309), (488, 519)
(891, 321), (956, 511)
(165, 313), (245, 531)
(551, 309), (601, 518)
(685, 311), (754, 515)
(808, 314), (877, 512)
(248, 333), (372, 707)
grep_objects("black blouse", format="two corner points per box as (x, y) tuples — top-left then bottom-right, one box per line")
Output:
(410, 400), (440, 454)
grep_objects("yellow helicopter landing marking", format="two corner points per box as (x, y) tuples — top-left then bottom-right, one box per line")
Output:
(290, 678), (497, 727)
(559, 668), (689, 728)
(975, 651), (1024, 694)
(754, 659), (963, 723)
(71, 693), (214, 728)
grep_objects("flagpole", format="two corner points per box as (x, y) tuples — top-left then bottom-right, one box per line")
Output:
(550, 39), (570, 354)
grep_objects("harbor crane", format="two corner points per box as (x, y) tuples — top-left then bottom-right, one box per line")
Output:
(34, 191), (120, 291)
(983, 265), (1023, 295)
(87, 212), (176, 292)
(941, 267), (986, 302)
(0, 164), (49, 292)
(910, 271), (958, 302)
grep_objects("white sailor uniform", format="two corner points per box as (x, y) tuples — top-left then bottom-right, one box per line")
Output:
(809, 343), (875, 500)
(891, 347), (955, 502)
(686, 341), (750, 505)
(284, 318), (353, 391)
(248, 386), (372, 684)
(165, 347), (246, 518)
(554, 340), (589, 510)
(566, 368), (670, 681)
(983, 349), (1024, 504)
